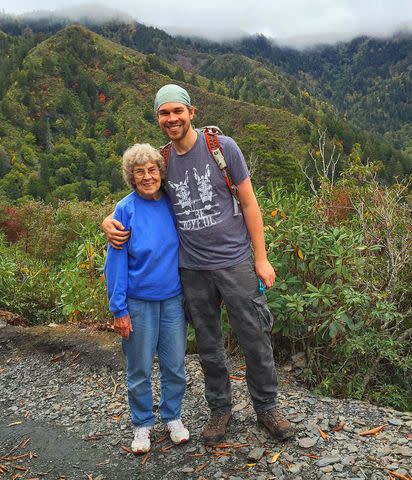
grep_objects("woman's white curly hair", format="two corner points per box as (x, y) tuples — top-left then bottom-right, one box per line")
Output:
(122, 143), (166, 189)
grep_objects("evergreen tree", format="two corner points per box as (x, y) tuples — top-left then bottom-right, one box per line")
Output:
(174, 66), (185, 81)
(0, 147), (11, 177)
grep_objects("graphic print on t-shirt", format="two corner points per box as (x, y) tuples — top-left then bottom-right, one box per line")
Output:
(168, 165), (222, 231)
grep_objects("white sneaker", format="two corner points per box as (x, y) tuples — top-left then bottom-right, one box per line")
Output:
(131, 426), (151, 453)
(167, 419), (190, 445)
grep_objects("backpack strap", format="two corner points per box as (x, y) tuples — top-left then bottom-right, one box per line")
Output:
(203, 128), (241, 216)
(159, 141), (172, 167)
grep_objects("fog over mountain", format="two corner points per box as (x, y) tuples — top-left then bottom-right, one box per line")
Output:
(1, 0), (411, 47)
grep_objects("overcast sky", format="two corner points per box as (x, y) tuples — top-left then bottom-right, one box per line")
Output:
(1, 0), (412, 48)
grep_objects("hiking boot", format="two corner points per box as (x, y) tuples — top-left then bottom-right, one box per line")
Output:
(202, 411), (232, 446)
(167, 419), (190, 445)
(131, 426), (151, 454)
(256, 409), (294, 440)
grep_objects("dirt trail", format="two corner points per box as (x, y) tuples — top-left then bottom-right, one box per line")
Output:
(1, 323), (411, 480)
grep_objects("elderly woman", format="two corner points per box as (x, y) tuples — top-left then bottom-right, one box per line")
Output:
(104, 143), (189, 454)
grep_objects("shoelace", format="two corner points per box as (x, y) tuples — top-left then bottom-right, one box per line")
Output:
(168, 419), (185, 432)
(208, 414), (229, 429)
(260, 410), (283, 423)
(135, 427), (151, 440)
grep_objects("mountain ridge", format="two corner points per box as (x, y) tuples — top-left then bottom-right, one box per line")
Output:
(0, 24), (311, 201)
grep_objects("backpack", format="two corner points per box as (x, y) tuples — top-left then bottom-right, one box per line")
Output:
(159, 126), (241, 216)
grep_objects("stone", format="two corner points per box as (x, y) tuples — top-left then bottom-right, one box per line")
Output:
(247, 447), (265, 462)
(270, 464), (285, 478)
(180, 467), (195, 473)
(342, 455), (356, 466)
(298, 437), (318, 448)
(317, 456), (341, 467)
(388, 418), (403, 426)
(395, 446), (412, 457)
(288, 464), (302, 474)
(282, 452), (295, 462)
(232, 400), (248, 412)
(290, 414), (306, 423)
(291, 352), (307, 368)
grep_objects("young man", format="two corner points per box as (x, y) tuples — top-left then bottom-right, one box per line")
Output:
(103, 84), (293, 445)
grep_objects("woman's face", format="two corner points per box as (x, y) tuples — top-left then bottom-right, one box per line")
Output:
(133, 161), (162, 200)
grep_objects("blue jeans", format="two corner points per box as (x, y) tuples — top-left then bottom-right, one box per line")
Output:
(123, 294), (187, 427)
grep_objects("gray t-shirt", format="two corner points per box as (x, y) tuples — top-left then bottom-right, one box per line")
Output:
(165, 132), (251, 270)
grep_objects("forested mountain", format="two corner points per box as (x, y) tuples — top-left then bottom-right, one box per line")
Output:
(179, 34), (412, 147)
(81, 20), (412, 151)
(0, 13), (411, 203)
(0, 25), (308, 201)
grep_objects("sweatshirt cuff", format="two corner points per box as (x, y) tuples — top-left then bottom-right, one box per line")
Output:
(114, 309), (129, 318)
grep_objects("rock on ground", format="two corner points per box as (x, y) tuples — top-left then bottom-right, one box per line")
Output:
(0, 323), (411, 480)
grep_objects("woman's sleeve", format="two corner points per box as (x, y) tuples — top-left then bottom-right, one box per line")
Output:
(104, 206), (129, 318)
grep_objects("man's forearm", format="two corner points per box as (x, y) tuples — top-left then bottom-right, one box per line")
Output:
(236, 177), (268, 261)
(236, 177), (275, 287)
(242, 203), (268, 262)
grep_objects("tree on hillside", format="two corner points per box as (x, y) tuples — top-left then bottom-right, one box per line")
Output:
(174, 66), (185, 81)
(0, 147), (11, 177)
(0, 170), (25, 201)
(236, 124), (301, 186)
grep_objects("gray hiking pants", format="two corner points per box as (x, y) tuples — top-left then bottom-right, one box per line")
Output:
(180, 259), (278, 414)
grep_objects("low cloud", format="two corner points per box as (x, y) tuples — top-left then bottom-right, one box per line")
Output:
(2, 0), (412, 48)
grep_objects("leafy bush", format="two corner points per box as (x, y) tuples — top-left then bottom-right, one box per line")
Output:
(0, 233), (61, 323)
(58, 227), (109, 323)
(1, 199), (112, 262)
(0, 200), (113, 324)
(257, 164), (411, 409)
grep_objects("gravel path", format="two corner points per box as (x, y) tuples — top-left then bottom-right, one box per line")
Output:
(0, 322), (411, 480)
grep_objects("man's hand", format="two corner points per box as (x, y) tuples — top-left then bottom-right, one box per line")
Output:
(102, 214), (130, 249)
(114, 314), (133, 339)
(255, 258), (276, 290)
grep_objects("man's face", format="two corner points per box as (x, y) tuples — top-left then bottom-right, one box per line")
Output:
(157, 102), (194, 142)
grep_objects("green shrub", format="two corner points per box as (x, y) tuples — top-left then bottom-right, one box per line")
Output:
(58, 227), (109, 323)
(0, 233), (61, 323)
(257, 172), (411, 410)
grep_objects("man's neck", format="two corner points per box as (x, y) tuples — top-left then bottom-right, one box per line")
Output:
(172, 127), (198, 155)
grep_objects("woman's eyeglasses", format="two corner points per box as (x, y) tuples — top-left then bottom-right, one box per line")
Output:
(133, 167), (160, 178)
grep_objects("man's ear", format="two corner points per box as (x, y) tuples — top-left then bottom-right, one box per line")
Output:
(188, 106), (195, 121)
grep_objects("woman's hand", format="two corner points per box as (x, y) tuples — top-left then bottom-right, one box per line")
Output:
(114, 314), (133, 339)
(102, 214), (130, 249)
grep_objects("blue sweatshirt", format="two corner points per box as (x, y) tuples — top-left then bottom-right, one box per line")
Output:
(104, 191), (182, 318)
